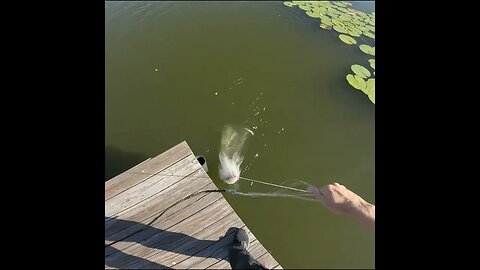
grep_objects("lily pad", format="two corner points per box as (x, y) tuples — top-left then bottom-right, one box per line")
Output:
(326, 10), (337, 17)
(333, 2), (347, 7)
(365, 24), (375, 32)
(333, 25), (348, 34)
(363, 31), (375, 39)
(320, 19), (333, 26)
(306, 10), (322, 18)
(343, 21), (355, 27)
(365, 78), (375, 95)
(356, 26), (368, 32)
(356, 10), (367, 17)
(318, 1), (332, 7)
(338, 14), (352, 21)
(313, 7), (328, 13)
(339, 34), (357, 45)
(328, 8), (341, 15)
(347, 8), (358, 14)
(346, 74), (367, 91)
(347, 29), (362, 37)
(359, 44), (375, 56)
(283, 2), (295, 7)
(299, 5), (312, 11)
(331, 18), (345, 27)
(368, 88), (375, 104)
(320, 23), (332, 30)
(319, 15), (331, 21)
(369, 59), (375, 69)
(354, 21), (367, 28)
(351, 64), (371, 79)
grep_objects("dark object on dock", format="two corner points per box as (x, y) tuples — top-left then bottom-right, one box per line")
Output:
(196, 155), (208, 173)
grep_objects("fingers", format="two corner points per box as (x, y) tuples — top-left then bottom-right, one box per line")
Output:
(308, 183), (348, 205)
(333, 182), (345, 188)
(320, 184), (334, 194)
(311, 182), (343, 193)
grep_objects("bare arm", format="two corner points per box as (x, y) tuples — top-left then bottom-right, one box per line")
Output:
(307, 183), (375, 230)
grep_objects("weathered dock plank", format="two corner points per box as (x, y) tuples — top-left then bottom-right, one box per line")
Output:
(105, 141), (282, 269)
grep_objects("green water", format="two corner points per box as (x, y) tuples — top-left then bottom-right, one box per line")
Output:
(105, 1), (375, 268)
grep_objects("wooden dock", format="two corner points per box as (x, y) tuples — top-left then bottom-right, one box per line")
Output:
(105, 141), (282, 269)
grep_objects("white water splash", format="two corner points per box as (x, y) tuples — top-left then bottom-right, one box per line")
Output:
(227, 189), (316, 202)
(218, 125), (253, 184)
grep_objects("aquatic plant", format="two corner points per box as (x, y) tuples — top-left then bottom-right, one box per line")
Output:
(351, 64), (371, 78)
(320, 23), (332, 30)
(346, 74), (366, 91)
(366, 78), (375, 96)
(359, 44), (375, 56)
(363, 31), (375, 39)
(282, 1), (375, 104)
(333, 25), (348, 34)
(368, 59), (375, 69)
(339, 34), (356, 44)
(368, 87), (375, 104)
(306, 10), (322, 18)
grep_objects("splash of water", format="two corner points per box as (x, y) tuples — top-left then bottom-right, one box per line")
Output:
(228, 190), (317, 202)
(226, 181), (317, 202)
(218, 125), (254, 184)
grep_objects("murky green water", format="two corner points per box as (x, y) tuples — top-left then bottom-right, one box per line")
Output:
(106, 1), (374, 268)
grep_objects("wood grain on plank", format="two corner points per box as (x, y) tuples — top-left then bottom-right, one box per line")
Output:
(116, 199), (234, 268)
(105, 141), (190, 200)
(106, 154), (199, 216)
(132, 212), (243, 269)
(105, 192), (224, 257)
(105, 168), (212, 237)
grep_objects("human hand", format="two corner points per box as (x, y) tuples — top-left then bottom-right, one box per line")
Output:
(307, 183), (373, 218)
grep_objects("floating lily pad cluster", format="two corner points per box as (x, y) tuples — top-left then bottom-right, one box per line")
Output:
(346, 62), (375, 103)
(283, 1), (375, 104)
(283, 1), (374, 43)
